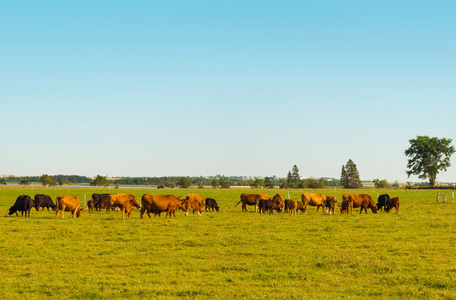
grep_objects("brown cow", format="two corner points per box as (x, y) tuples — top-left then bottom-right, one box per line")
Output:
(56, 195), (82, 219)
(272, 194), (285, 210)
(339, 198), (352, 214)
(182, 194), (204, 215)
(322, 197), (336, 215)
(385, 197), (400, 213)
(235, 193), (270, 212)
(288, 199), (298, 215)
(342, 194), (377, 214)
(108, 194), (141, 220)
(284, 199), (305, 213)
(301, 193), (338, 212)
(87, 200), (96, 212)
(140, 194), (188, 219)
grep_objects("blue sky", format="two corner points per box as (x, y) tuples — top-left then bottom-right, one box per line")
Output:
(1, 1), (455, 182)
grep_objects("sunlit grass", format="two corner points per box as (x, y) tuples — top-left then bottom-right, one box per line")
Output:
(1, 186), (455, 299)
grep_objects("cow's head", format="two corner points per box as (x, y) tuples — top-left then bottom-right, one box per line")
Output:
(370, 205), (378, 214)
(130, 199), (141, 209)
(8, 206), (15, 215)
(215, 205), (219, 212)
(76, 207), (82, 218)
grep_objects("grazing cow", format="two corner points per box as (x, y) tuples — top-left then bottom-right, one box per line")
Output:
(301, 193), (338, 212)
(322, 197), (336, 215)
(339, 199), (351, 214)
(108, 194), (141, 220)
(288, 199), (298, 215)
(272, 194), (285, 210)
(34, 194), (56, 211)
(258, 199), (282, 214)
(140, 194), (188, 219)
(91, 193), (111, 211)
(342, 194), (377, 214)
(284, 199), (306, 213)
(205, 198), (219, 212)
(235, 193), (270, 212)
(182, 194), (204, 216)
(377, 194), (390, 212)
(87, 200), (96, 212)
(55, 195), (82, 218)
(9, 195), (35, 217)
(385, 197), (400, 213)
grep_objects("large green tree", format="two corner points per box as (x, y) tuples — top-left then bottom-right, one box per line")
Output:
(405, 136), (455, 187)
(340, 159), (362, 189)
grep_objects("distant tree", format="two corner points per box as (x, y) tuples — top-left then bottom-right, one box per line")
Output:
(197, 181), (204, 189)
(157, 183), (165, 189)
(219, 177), (230, 189)
(250, 178), (264, 189)
(164, 180), (175, 189)
(340, 166), (349, 188)
(65, 177), (71, 187)
(392, 180), (399, 188)
(0, 178), (6, 185)
(286, 171), (293, 188)
(58, 180), (64, 187)
(291, 165), (301, 187)
(91, 175), (110, 187)
(40, 174), (56, 187)
(19, 179), (30, 187)
(264, 177), (274, 188)
(211, 179), (219, 189)
(177, 177), (192, 189)
(373, 178), (389, 189)
(341, 159), (362, 189)
(405, 136), (455, 187)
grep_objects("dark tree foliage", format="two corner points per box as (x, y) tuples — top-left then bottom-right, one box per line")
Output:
(373, 178), (389, 189)
(264, 177), (274, 188)
(219, 177), (230, 189)
(40, 174), (56, 187)
(405, 136), (455, 187)
(177, 177), (192, 189)
(340, 159), (362, 189)
(91, 175), (110, 187)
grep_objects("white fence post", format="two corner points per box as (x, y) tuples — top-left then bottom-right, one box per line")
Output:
(436, 192), (440, 202)
(444, 193), (447, 203)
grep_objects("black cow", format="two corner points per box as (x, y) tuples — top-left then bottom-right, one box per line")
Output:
(377, 194), (390, 212)
(34, 194), (56, 211)
(205, 198), (219, 212)
(92, 193), (111, 211)
(258, 199), (282, 214)
(9, 195), (35, 217)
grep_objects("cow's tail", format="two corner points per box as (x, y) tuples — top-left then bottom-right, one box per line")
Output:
(234, 200), (242, 207)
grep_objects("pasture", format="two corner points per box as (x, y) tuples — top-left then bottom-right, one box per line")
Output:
(1, 186), (456, 299)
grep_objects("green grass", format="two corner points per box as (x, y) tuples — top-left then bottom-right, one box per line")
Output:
(1, 186), (456, 299)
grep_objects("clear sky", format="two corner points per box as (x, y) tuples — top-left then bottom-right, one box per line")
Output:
(1, 1), (455, 182)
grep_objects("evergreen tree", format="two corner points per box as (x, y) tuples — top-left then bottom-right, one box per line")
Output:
(340, 166), (349, 188)
(291, 165), (301, 187)
(286, 171), (294, 188)
(343, 159), (362, 188)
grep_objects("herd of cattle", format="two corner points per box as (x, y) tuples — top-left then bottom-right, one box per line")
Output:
(7, 192), (400, 220)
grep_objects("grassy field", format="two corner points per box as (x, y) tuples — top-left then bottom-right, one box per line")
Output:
(1, 186), (456, 299)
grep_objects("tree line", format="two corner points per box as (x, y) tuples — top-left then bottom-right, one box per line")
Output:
(2, 135), (454, 189)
